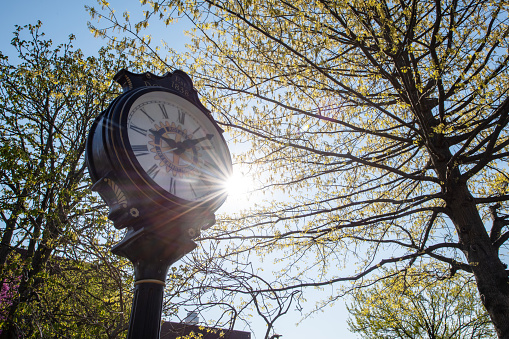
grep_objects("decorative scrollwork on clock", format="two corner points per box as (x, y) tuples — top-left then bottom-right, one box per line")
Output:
(104, 178), (128, 208)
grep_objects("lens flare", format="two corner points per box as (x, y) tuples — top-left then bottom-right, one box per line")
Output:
(223, 171), (248, 199)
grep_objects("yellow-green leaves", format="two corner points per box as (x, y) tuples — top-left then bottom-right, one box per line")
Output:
(88, 0), (509, 335)
(0, 23), (130, 337)
(348, 268), (495, 338)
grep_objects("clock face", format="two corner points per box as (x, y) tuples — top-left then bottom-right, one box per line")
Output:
(123, 90), (231, 203)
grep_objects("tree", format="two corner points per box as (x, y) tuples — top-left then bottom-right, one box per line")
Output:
(89, 0), (509, 337)
(347, 267), (494, 338)
(29, 254), (133, 338)
(0, 22), (131, 338)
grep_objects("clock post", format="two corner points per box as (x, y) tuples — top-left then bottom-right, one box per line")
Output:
(110, 212), (210, 339)
(86, 69), (232, 339)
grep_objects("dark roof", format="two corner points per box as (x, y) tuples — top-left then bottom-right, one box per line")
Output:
(161, 322), (251, 339)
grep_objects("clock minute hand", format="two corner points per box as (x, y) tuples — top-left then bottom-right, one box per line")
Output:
(175, 134), (214, 154)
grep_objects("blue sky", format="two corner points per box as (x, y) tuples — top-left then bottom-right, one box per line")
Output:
(1, 1), (357, 338)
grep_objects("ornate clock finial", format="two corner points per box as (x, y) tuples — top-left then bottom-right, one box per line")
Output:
(113, 69), (211, 118)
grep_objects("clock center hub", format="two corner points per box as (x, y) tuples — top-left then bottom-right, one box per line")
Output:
(149, 122), (199, 177)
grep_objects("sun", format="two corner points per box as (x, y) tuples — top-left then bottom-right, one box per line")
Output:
(224, 170), (249, 198)
(221, 165), (257, 211)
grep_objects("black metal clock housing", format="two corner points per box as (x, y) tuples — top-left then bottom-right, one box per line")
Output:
(86, 69), (232, 231)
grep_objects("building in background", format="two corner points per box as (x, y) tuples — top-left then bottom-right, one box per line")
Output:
(161, 313), (251, 339)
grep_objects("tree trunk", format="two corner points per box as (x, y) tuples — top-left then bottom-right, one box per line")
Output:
(428, 132), (509, 337)
(446, 184), (509, 338)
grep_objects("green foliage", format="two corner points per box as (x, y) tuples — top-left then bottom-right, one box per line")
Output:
(0, 22), (131, 338)
(347, 268), (495, 338)
(19, 258), (132, 338)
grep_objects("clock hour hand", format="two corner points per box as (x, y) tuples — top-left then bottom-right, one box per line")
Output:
(149, 129), (178, 149)
(175, 134), (214, 154)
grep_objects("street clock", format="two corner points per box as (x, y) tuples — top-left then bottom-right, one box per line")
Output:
(86, 69), (232, 233)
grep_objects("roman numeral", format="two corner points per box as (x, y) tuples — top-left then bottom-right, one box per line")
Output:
(146, 164), (160, 179)
(192, 126), (201, 134)
(178, 110), (185, 124)
(140, 108), (154, 122)
(189, 183), (197, 197)
(169, 177), (177, 195)
(130, 124), (147, 136)
(132, 144), (149, 156)
(159, 104), (168, 119)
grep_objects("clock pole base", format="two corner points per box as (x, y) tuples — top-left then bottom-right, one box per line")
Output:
(112, 220), (198, 339)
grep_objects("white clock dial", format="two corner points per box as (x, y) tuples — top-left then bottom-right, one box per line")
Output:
(125, 91), (230, 202)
